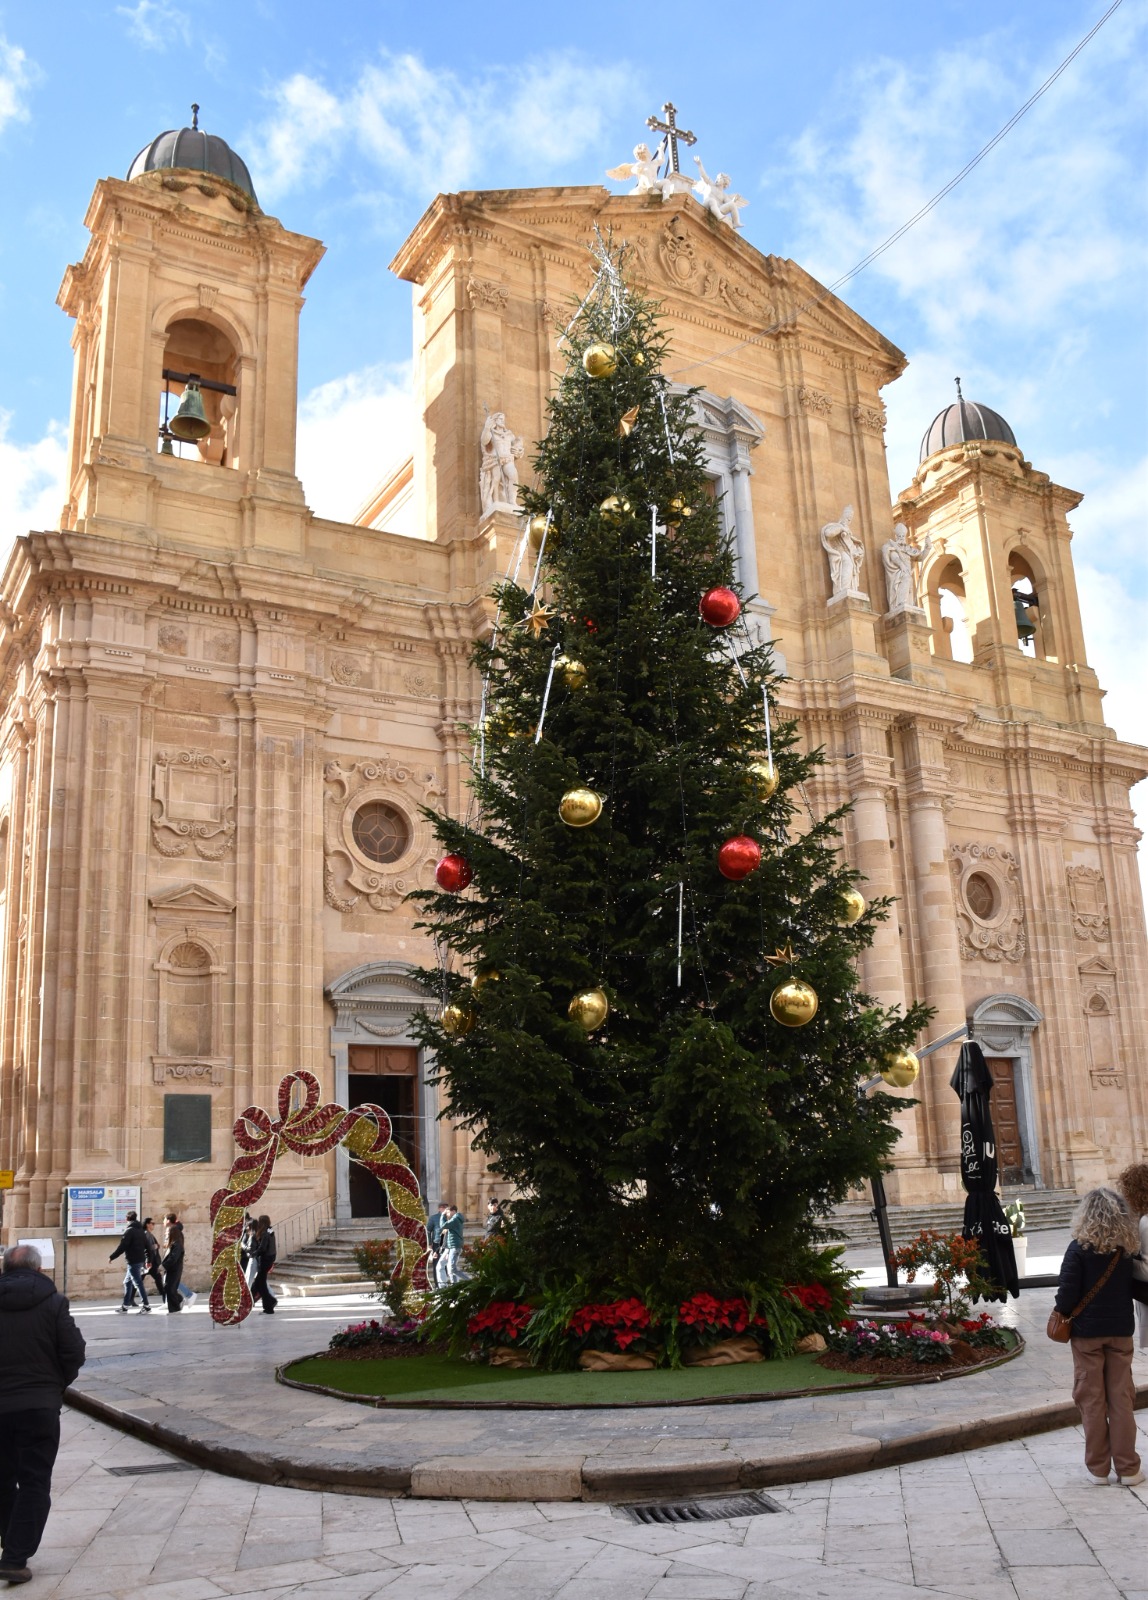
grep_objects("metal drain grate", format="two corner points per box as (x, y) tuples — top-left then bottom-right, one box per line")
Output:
(621, 1491), (782, 1524)
(103, 1462), (201, 1477)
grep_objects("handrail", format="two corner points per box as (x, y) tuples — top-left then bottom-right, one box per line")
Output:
(271, 1195), (333, 1263)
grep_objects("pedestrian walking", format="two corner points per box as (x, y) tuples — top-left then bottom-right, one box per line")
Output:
(1054, 1186), (1148, 1486)
(426, 1201), (448, 1286)
(142, 1218), (165, 1302)
(483, 1199), (508, 1241)
(437, 1204), (465, 1286)
(109, 1212), (152, 1313)
(1117, 1163), (1148, 1355)
(161, 1214), (195, 1314)
(0, 1243), (86, 1586)
(248, 1216), (278, 1314)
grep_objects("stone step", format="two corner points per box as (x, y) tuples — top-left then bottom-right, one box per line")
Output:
(274, 1279), (376, 1299)
(824, 1189), (1078, 1248)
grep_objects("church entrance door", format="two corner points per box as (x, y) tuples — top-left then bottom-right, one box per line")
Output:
(985, 1057), (1024, 1182)
(347, 1045), (421, 1218)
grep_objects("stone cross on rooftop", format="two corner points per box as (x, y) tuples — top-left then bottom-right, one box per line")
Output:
(646, 102), (696, 175)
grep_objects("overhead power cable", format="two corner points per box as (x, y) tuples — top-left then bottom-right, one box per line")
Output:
(668, 0), (1125, 378)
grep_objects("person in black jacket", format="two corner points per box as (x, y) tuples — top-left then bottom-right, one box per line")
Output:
(109, 1212), (151, 1314)
(161, 1214), (194, 1314)
(248, 1216), (277, 1314)
(0, 1243), (86, 1585)
(1055, 1186), (1148, 1486)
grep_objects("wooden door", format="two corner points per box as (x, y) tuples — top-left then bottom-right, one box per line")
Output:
(346, 1046), (422, 1216)
(985, 1057), (1024, 1180)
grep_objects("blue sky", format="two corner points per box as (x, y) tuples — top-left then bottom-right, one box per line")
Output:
(0, 0), (1145, 869)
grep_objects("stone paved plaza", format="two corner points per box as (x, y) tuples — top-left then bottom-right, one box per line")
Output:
(23, 1406), (1148, 1599)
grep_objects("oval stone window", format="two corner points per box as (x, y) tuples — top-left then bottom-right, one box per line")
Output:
(965, 871), (999, 921)
(351, 801), (410, 865)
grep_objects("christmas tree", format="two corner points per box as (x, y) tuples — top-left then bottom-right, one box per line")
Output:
(414, 241), (929, 1330)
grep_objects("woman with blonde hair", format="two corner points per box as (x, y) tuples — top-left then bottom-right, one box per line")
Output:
(1055, 1186), (1148, 1485)
(1117, 1163), (1148, 1355)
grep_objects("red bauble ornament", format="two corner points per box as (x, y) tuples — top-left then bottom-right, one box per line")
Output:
(699, 587), (742, 627)
(435, 853), (473, 893)
(718, 834), (762, 881)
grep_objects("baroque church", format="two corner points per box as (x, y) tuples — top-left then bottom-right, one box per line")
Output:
(0, 116), (1145, 1293)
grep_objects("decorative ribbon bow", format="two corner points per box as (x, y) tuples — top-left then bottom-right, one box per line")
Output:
(207, 1070), (429, 1326)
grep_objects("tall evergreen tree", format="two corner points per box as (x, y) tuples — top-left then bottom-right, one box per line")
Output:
(414, 244), (928, 1306)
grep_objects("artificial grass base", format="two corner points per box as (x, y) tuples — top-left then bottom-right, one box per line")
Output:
(282, 1349), (875, 1407)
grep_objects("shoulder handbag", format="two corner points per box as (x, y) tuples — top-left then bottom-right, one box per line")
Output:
(1047, 1249), (1122, 1342)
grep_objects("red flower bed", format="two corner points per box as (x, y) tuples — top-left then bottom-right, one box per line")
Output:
(568, 1297), (658, 1354)
(466, 1300), (533, 1351)
(676, 1292), (769, 1349)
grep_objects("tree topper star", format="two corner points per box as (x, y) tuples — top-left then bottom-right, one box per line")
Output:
(765, 941), (797, 967)
(518, 596), (556, 639)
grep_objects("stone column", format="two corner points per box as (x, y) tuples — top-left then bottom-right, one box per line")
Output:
(900, 718), (967, 1173)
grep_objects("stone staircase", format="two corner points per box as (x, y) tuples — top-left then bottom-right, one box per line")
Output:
(273, 1217), (482, 1298)
(273, 1220), (383, 1299)
(824, 1187), (1079, 1250)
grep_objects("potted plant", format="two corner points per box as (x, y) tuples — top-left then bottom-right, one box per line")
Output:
(567, 1297), (661, 1370)
(676, 1293), (767, 1365)
(467, 1300), (535, 1367)
(1005, 1201), (1027, 1280)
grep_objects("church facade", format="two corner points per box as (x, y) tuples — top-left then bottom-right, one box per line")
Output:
(1, 122), (1145, 1293)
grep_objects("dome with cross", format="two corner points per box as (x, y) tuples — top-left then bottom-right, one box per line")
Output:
(920, 382), (1017, 463)
(128, 105), (257, 203)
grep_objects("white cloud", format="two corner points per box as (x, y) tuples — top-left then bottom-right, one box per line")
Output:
(246, 50), (631, 205)
(116, 1), (190, 50)
(0, 413), (67, 556)
(295, 363), (414, 524)
(775, 8), (1146, 345)
(0, 35), (35, 133)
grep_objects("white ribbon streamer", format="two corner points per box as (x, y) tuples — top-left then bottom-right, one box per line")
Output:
(535, 644), (562, 745)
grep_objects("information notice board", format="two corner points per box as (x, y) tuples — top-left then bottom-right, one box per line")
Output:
(66, 1184), (141, 1238)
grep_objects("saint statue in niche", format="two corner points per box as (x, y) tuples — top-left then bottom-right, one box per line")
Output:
(478, 412), (524, 516)
(820, 504), (866, 599)
(881, 522), (932, 614)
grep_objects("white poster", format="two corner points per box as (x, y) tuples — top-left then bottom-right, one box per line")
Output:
(66, 1184), (141, 1238)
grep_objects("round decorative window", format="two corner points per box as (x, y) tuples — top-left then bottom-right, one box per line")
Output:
(965, 871), (999, 922)
(351, 801), (410, 865)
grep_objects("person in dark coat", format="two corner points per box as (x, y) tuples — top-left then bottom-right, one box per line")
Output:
(248, 1216), (277, 1315)
(0, 1243), (86, 1585)
(161, 1214), (193, 1314)
(109, 1212), (151, 1313)
(142, 1219), (165, 1301)
(483, 1199), (508, 1240)
(1055, 1186), (1148, 1486)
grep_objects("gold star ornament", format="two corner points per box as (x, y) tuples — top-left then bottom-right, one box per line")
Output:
(616, 405), (640, 439)
(764, 941), (797, 968)
(518, 596), (556, 638)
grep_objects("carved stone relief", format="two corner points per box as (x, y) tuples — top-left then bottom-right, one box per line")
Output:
(1079, 956), (1122, 1089)
(151, 751), (236, 860)
(323, 758), (444, 913)
(853, 403), (885, 434)
(331, 657), (363, 687)
(158, 624), (187, 656)
(1066, 865), (1109, 941)
(466, 276), (509, 311)
(204, 630), (240, 663)
(950, 842), (1026, 962)
(798, 386), (833, 416)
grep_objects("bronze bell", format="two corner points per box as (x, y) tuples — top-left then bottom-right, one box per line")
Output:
(1012, 589), (1036, 644)
(169, 379), (211, 442)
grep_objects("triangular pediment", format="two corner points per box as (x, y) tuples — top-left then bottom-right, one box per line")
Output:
(1077, 955), (1116, 978)
(148, 882), (236, 913)
(391, 185), (905, 381)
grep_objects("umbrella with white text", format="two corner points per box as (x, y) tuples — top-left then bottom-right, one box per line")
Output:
(949, 1040), (1018, 1301)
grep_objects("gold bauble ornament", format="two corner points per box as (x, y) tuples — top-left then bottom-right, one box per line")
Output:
(559, 787), (603, 828)
(599, 494), (632, 524)
(668, 496), (694, 523)
(582, 342), (618, 379)
(880, 1049), (920, 1089)
(527, 514), (554, 554)
(568, 987), (609, 1029)
(837, 888), (866, 926)
(748, 760), (779, 800)
(556, 655), (588, 690)
(441, 1004), (476, 1037)
(472, 967), (501, 991)
(769, 979), (819, 1028)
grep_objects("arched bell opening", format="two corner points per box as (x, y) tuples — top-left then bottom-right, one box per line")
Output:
(1007, 550), (1055, 660)
(158, 317), (239, 467)
(927, 556), (974, 664)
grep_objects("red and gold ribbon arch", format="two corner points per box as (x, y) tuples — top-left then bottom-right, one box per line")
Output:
(207, 1069), (430, 1326)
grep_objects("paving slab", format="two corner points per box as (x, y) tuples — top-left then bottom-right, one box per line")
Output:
(64, 1280), (1148, 1503)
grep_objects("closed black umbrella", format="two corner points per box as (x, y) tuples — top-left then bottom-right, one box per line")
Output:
(950, 1040), (1018, 1300)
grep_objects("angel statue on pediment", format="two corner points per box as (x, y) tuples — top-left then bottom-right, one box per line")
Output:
(606, 141), (666, 196)
(693, 158), (748, 229)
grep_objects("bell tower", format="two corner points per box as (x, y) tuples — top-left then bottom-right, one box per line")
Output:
(56, 109), (325, 556)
